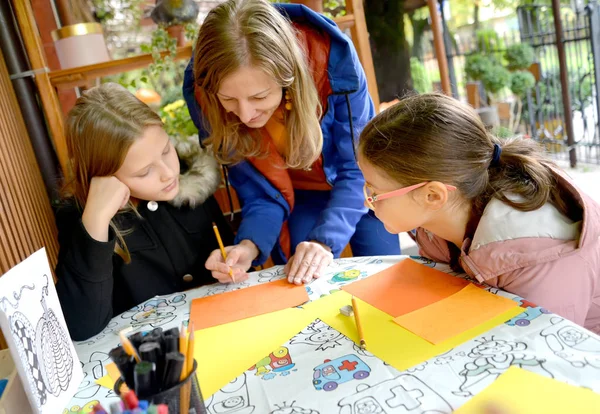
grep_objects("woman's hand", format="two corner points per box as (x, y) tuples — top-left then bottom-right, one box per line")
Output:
(82, 176), (130, 242)
(205, 239), (259, 283)
(284, 241), (333, 285)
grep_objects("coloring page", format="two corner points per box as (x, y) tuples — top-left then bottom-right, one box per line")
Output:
(0, 249), (83, 414)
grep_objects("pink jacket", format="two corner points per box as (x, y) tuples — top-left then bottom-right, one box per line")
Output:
(415, 171), (600, 334)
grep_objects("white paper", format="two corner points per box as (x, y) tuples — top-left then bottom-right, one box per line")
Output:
(0, 248), (83, 414)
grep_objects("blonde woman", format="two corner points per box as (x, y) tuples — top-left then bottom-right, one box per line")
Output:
(55, 83), (233, 340)
(183, 0), (400, 285)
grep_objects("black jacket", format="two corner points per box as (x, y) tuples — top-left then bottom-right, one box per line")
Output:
(55, 140), (233, 340)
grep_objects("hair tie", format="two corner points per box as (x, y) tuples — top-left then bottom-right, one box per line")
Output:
(490, 143), (502, 167)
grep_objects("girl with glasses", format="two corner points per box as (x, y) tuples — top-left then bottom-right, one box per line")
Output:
(358, 93), (600, 334)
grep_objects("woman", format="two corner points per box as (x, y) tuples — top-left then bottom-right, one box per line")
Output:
(183, 0), (400, 285)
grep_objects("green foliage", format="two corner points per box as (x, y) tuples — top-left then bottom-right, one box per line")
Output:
(481, 64), (511, 95)
(465, 54), (494, 81)
(510, 70), (536, 97)
(494, 126), (514, 139)
(159, 100), (198, 139)
(476, 28), (505, 53)
(410, 57), (430, 93)
(140, 25), (178, 80)
(505, 44), (535, 71)
(92, 0), (145, 24)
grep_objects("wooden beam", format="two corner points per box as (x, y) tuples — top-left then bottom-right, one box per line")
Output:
(290, 0), (324, 13)
(49, 14), (353, 90)
(50, 45), (193, 89)
(346, 0), (380, 110)
(333, 14), (355, 31)
(427, 0), (451, 95)
(12, 0), (69, 175)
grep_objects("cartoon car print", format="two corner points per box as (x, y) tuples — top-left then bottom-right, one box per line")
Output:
(205, 373), (255, 414)
(251, 346), (295, 376)
(541, 318), (600, 368)
(313, 354), (370, 391)
(505, 298), (551, 327)
(328, 269), (365, 284)
(338, 374), (452, 414)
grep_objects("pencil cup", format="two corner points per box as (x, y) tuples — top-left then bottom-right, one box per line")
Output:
(114, 360), (206, 413)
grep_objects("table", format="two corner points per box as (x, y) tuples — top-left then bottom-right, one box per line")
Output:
(64, 256), (600, 413)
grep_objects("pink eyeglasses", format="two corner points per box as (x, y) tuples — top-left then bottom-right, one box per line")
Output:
(363, 182), (457, 210)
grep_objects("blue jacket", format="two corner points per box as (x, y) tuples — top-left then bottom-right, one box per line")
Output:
(183, 3), (373, 265)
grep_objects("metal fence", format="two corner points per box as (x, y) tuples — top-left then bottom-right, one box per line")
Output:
(421, 1), (600, 165)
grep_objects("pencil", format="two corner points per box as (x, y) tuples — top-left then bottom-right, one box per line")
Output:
(119, 331), (141, 363)
(351, 297), (367, 350)
(212, 222), (235, 283)
(185, 323), (195, 377)
(179, 322), (187, 382)
(180, 324), (195, 414)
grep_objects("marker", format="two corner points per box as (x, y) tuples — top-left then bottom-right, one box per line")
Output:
(134, 361), (156, 397)
(162, 351), (185, 389)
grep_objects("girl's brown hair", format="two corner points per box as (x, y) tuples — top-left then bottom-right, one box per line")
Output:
(64, 82), (163, 262)
(358, 93), (571, 221)
(193, 0), (323, 169)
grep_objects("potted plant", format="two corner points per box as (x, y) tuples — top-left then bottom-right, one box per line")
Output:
(504, 44), (536, 133)
(151, 0), (200, 46)
(464, 53), (493, 108)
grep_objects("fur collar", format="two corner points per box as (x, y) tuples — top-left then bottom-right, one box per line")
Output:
(170, 135), (220, 208)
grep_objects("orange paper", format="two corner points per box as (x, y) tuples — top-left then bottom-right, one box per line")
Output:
(342, 259), (469, 316)
(106, 362), (121, 381)
(394, 284), (518, 344)
(190, 279), (309, 330)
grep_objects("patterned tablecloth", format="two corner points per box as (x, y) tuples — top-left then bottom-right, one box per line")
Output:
(64, 256), (600, 413)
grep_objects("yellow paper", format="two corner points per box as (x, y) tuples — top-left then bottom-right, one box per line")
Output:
(194, 307), (317, 399)
(394, 285), (518, 344)
(456, 366), (600, 413)
(303, 291), (523, 371)
(95, 375), (115, 389)
(95, 362), (121, 389)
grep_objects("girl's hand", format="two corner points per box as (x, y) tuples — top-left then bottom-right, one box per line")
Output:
(284, 241), (333, 285)
(82, 176), (130, 242)
(205, 240), (259, 283)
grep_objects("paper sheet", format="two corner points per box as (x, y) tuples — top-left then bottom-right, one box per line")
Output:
(0, 249), (83, 414)
(456, 366), (600, 413)
(394, 284), (519, 344)
(95, 362), (121, 389)
(95, 375), (114, 390)
(189, 279), (309, 330)
(303, 290), (523, 371)
(342, 259), (469, 316)
(194, 307), (317, 398)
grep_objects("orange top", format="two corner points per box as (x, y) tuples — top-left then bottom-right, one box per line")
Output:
(264, 109), (332, 191)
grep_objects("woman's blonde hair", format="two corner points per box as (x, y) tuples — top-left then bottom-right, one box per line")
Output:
(64, 82), (163, 263)
(359, 93), (573, 222)
(194, 0), (323, 169)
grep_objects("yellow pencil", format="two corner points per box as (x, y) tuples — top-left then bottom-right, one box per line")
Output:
(179, 322), (187, 382)
(351, 297), (367, 350)
(119, 332), (141, 363)
(212, 222), (235, 283)
(185, 323), (195, 376)
(180, 324), (195, 414)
